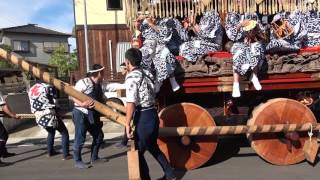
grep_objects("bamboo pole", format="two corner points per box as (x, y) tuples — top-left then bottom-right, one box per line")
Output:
(235, 0), (238, 12)
(245, 0), (250, 14)
(226, 0), (229, 13)
(188, 0), (191, 17)
(184, 0), (188, 18)
(215, 0), (218, 12)
(159, 0), (162, 17)
(180, 0), (183, 16)
(0, 49), (127, 126)
(190, 0), (194, 16)
(151, 2), (154, 17)
(269, 0), (272, 14)
(155, 2), (159, 18)
(166, 0), (169, 17)
(264, 0), (267, 15)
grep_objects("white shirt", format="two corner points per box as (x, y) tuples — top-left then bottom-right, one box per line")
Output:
(0, 91), (5, 106)
(125, 69), (160, 107)
(74, 77), (95, 114)
(0, 91), (6, 122)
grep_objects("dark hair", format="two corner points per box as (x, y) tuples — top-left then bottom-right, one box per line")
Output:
(125, 48), (142, 67)
(87, 64), (104, 77)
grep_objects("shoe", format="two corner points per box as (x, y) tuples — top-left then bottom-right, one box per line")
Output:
(62, 154), (72, 161)
(114, 142), (127, 149)
(2, 152), (16, 158)
(0, 160), (13, 167)
(47, 151), (60, 158)
(169, 77), (180, 92)
(157, 175), (177, 180)
(75, 161), (89, 169)
(90, 157), (109, 165)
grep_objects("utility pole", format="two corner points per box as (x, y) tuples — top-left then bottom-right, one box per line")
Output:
(83, 0), (90, 72)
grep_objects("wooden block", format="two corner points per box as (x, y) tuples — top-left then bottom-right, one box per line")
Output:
(127, 140), (140, 180)
(117, 89), (126, 97)
(303, 139), (319, 164)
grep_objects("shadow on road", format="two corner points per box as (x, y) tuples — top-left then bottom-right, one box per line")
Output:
(201, 135), (256, 168)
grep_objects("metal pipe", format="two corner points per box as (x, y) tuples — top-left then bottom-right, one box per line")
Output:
(83, 0), (90, 72)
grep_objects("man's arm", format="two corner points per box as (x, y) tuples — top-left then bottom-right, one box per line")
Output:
(126, 102), (136, 139)
(2, 104), (17, 118)
(72, 79), (94, 108)
(72, 97), (94, 109)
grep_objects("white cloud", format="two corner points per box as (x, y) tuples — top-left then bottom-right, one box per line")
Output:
(0, 0), (76, 50)
(0, 0), (56, 28)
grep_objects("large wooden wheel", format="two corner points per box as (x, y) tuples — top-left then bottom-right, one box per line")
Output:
(247, 98), (317, 165)
(158, 103), (218, 170)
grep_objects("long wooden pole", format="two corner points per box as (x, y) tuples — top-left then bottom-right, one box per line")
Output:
(13, 112), (320, 137)
(159, 123), (320, 137)
(0, 48), (127, 125)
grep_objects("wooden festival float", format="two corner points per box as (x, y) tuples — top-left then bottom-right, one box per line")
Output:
(2, 0), (320, 178)
(124, 0), (320, 171)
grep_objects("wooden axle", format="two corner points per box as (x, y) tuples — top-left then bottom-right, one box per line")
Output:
(14, 113), (118, 122)
(0, 48), (127, 126)
(158, 123), (320, 137)
(14, 113), (319, 136)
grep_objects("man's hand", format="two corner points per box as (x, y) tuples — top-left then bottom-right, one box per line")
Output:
(126, 124), (134, 139)
(81, 99), (95, 109)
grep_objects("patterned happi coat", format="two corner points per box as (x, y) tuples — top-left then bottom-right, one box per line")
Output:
(139, 18), (183, 84)
(303, 11), (320, 47)
(225, 13), (266, 75)
(28, 82), (57, 127)
(179, 10), (223, 62)
(266, 11), (307, 53)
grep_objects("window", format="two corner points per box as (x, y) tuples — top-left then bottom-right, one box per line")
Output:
(107, 0), (122, 10)
(13, 40), (29, 52)
(43, 42), (69, 53)
(116, 42), (131, 72)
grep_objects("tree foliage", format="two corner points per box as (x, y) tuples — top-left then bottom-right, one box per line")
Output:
(0, 44), (18, 69)
(49, 46), (78, 77)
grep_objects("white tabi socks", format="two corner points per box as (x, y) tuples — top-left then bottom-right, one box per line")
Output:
(232, 82), (241, 98)
(169, 77), (180, 92)
(250, 73), (262, 91)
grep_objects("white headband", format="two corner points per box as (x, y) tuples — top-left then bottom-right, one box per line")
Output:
(88, 67), (105, 73)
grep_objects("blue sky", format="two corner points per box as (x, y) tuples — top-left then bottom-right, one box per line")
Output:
(0, 0), (76, 50)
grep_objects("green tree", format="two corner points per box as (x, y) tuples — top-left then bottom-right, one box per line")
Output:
(49, 46), (78, 77)
(0, 44), (18, 69)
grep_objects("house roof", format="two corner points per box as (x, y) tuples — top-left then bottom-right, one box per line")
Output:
(0, 24), (71, 37)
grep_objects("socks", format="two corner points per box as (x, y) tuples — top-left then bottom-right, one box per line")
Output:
(169, 77), (180, 92)
(232, 82), (241, 98)
(250, 73), (262, 91)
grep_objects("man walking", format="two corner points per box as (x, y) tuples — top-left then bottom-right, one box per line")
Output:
(72, 64), (106, 169)
(0, 91), (18, 166)
(28, 79), (71, 160)
(124, 48), (176, 180)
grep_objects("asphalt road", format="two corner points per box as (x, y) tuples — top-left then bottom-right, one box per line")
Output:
(1, 137), (320, 180)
